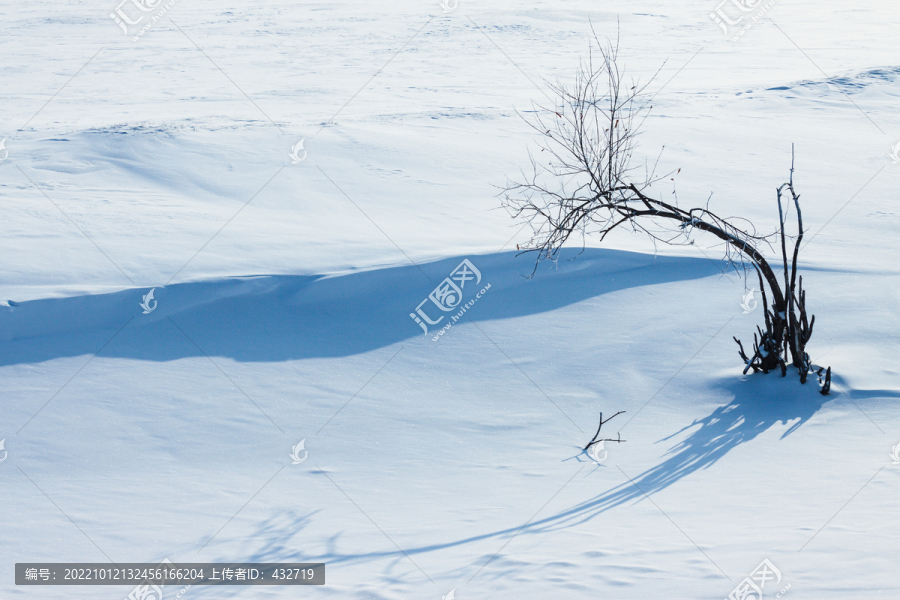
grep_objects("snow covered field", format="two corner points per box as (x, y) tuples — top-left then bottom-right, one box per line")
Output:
(2, 1), (899, 598)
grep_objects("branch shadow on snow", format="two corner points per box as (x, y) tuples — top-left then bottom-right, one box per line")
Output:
(539, 374), (834, 531)
(207, 375), (837, 579)
(0, 248), (726, 367)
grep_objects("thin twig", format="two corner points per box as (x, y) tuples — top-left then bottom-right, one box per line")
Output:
(584, 411), (626, 449)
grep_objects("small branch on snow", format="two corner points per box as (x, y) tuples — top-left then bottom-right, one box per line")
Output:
(584, 411), (627, 450)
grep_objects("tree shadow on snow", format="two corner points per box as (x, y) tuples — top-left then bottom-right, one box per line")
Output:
(213, 375), (839, 576)
(534, 374), (834, 532)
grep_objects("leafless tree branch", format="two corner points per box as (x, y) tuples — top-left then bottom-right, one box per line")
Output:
(503, 33), (830, 393)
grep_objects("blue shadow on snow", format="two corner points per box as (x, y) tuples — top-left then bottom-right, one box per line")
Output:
(0, 248), (725, 367)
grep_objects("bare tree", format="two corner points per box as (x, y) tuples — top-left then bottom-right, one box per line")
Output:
(503, 33), (831, 393)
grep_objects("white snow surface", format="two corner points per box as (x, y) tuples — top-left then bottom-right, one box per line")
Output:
(2, 1), (899, 598)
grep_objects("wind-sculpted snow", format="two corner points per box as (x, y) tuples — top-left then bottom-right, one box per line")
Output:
(3, 1), (899, 598)
(764, 66), (900, 99)
(0, 249), (719, 366)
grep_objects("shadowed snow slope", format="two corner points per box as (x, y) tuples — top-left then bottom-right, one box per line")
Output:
(0, 248), (721, 365)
